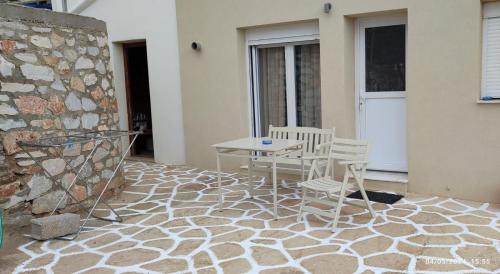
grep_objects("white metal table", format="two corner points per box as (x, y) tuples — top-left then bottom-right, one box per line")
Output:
(212, 137), (304, 219)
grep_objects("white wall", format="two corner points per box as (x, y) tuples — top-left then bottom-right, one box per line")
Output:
(53, 0), (186, 165)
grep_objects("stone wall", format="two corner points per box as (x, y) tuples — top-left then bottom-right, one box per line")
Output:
(0, 4), (123, 225)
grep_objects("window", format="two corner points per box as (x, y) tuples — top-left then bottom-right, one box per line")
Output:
(251, 43), (321, 137)
(365, 25), (406, 92)
(482, 2), (500, 99)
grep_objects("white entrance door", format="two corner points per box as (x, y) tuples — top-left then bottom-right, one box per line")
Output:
(357, 15), (408, 172)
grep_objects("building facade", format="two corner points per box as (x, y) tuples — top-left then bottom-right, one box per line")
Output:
(176, 0), (500, 203)
(54, 0), (500, 203)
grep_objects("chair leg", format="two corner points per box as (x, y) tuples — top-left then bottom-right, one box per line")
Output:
(358, 182), (376, 218)
(297, 187), (306, 222)
(331, 182), (348, 232)
(350, 165), (376, 218)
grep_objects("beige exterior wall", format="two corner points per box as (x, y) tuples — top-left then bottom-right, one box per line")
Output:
(176, 0), (500, 203)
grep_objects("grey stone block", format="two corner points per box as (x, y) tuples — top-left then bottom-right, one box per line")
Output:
(31, 213), (80, 240)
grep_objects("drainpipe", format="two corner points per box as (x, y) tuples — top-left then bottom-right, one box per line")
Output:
(70, 0), (95, 14)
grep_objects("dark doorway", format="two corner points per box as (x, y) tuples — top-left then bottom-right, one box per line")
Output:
(124, 42), (154, 157)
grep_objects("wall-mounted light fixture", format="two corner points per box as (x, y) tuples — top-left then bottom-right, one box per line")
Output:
(324, 2), (332, 14)
(191, 42), (201, 51)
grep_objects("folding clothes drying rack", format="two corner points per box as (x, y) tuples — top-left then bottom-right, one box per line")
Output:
(17, 130), (141, 240)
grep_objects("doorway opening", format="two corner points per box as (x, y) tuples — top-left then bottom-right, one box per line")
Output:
(124, 42), (154, 158)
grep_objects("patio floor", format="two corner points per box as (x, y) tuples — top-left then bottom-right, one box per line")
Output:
(10, 161), (500, 273)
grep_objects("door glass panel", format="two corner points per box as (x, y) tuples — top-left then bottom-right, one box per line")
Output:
(295, 44), (321, 127)
(258, 47), (287, 136)
(365, 25), (405, 92)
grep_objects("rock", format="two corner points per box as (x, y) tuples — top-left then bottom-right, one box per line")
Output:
(95, 61), (106, 74)
(75, 56), (94, 70)
(83, 73), (98, 86)
(43, 55), (59, 66)
(70, 155), (84, 168)
(0, 180), (21, 198)
(91, 86), (104, 100)
(14, 96), (48, 115)
(66, 37), (75, 47)
(0, 81), (35, 92)
(62, 173), (76, 189)
(0, 195), (25, 209)
(63, 48), (77, 62)
(50, 79), (66, 92)
(82, 97), (97, 111)
(31, 213), (80, 240)
(0, 29), (14, 37)
(0, 103), (18, 115)
(38, 86), (48, 94)
(32, 26), (51, 33)
(65, 92), (82, 111)
(70, 76), (85, 92)
(2, 130), (41, 155)
(92, 148), (108, 163)
(87, 47), (99, 56)
(1, 40), (25, 52)
(97, 36), (108, 47)
(27, 174), (52, 200)
(80, 164), (92, 178)
(102, 78), (110, 90)
(63, 143), (81, 157)
(48, 95), (65, 115)
(63, 117), (80, 129)
(101, 169), (113, 179)
(31, 190), (67, 214)
(0, 95), (8, 101)
(82, 113), (99, 129)
(0, 21), (29, 30)
(71, 185), (86, 202)
(21, 64), (55, 81)
(41, 158), (66, 176)
(57, 60), (71, 76)
(0, 118), (27, 131)
(29, 151), (47, 158)
(0, 55), (14, 77)
(14, 53), (37, 63)
(50, 33), (65, 48)
(30, 35), (52, 48)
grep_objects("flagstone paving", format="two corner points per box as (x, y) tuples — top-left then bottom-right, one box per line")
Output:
(12, 161), (500, 273)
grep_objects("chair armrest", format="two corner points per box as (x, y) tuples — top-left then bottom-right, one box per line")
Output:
(302, 155), (329, 161)
(338, 160), (368, 166)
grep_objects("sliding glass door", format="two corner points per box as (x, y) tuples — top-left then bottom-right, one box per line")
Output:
(251, 42), (321, 137)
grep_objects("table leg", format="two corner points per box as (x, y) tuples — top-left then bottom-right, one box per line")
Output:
(248, 152), (253, 198)
(272, 153), (278, 220)
(216, 151), (223, 211)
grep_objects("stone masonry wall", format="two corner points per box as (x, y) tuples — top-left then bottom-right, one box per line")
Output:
(0, 5), (123, 225)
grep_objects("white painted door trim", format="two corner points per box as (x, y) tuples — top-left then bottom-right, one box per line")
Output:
(355, 14), (408, 172)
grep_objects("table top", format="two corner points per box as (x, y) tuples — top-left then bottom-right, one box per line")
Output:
(212, 137), (303, 152)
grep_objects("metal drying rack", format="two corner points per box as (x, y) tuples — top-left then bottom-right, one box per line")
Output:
(17, 130), (142, 240)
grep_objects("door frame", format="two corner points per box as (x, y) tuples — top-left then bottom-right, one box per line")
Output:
(354, 14), (408, 171)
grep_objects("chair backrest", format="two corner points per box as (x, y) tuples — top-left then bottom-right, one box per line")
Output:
(323, 137), (369, 178)
(268, 125), (335, 157)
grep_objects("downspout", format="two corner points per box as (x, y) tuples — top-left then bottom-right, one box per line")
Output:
(70, 0), (95, 14)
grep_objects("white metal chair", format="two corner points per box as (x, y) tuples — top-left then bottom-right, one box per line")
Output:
(296, 137), (376, 231)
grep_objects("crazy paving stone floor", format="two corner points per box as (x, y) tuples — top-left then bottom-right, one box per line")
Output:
(11, 161), (500, 274)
